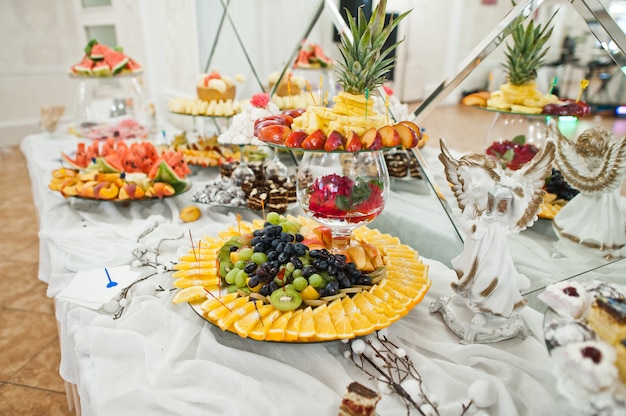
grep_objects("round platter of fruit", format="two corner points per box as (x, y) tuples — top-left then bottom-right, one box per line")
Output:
(49, 139), (191, 201)
(171, 213), (431, 342)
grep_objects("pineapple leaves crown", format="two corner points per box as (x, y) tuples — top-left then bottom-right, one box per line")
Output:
(503, 9), (557, 86)
(335, 0), (410, 95)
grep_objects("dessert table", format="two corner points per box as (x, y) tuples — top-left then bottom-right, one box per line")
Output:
(20, 132), (611, 415)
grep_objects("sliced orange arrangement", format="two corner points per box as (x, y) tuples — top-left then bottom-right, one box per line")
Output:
(172, 215), (431, 342)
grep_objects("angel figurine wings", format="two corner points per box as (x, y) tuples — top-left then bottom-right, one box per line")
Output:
(549, 123), (626, 256)
(430, 138), (555, 343)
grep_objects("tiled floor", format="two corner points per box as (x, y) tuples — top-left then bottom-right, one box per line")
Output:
(0, 147), (73, 416)
(0, 103), (623, 415)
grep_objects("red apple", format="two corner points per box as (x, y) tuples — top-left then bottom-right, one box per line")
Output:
(253, 119), (283, 137)
(345, 131), (362, 152)
(313, 226), (333, 249)
(393, 123), (419, 149)
(301, 129), (327, 150)
(257, 124), (291, 145)
(378, 125), (401, 148)
(324, 130), (346, 151)
(361, 127), (383, 150)
(285, 130), (308, 148)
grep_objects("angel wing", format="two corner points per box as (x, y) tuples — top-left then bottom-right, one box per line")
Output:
(439, 138), (470, 212)
(549, 121), (626, 195)
(507, 140), (556, 232)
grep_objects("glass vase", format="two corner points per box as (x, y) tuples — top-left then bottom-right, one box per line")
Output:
(296, 151), (390, 251)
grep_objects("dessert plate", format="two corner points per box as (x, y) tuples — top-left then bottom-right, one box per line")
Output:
(542, 282), (626, 413)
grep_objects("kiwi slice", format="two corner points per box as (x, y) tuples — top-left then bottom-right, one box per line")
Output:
(269, 286), (302, 311)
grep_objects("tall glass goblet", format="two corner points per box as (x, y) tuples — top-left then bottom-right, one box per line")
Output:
(296, 150), (390, 251)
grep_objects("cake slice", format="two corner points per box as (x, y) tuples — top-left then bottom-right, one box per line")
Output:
(587, 296), (626, 346)
(338, 382), (381, 416)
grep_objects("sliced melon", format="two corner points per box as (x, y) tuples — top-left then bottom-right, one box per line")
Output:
(92, 61), (111, 77)
(85, 157), (122, 174)
(90, 43), (111, 61)
(103, 50), (129, 74)
(151, 161), (188, 193)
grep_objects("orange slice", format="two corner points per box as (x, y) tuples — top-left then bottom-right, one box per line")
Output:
(233, 304), (275, 338)
(361, 291), (401, 322)
(352, 294), (390, 329)
(207, 296), (249, 322)
(284, 309), (304, 341)
(171, 268), (217, 279)
(298, 306), (316, 341)
(172, 286), (210, 304)
(173, 277), (220, 289)
(200, 292), (239, 312)
(266, 311), (293, 342)
(312, 303), (337, 341)
(249, 309), (282, 341)
(327, 299), (355, 339)
(217, 299), (261, 331)
(341, 296), (374, 336)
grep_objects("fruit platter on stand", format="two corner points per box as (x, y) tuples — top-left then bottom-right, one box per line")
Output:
(460, 10), (593, 221)
(170, 0), (433, 342)
(461, 12), (591, 174)
(69, 40), (153, 142)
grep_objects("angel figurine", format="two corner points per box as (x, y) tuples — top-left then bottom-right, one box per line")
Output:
(549, 123), (626, 256)
(430, 138), (555, 343)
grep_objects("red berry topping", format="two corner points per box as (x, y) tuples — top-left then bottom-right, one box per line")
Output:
(562, 286), (579, 297)
(581, 346), (602, 364)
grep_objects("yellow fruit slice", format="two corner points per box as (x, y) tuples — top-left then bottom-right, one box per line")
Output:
(172, 286), (209, 304)
(360, 291), (401, 322)
(173, 260), (217, 270)
(327, 299), (354, 339)
(312, 304), (337, 341)
(284, 309), (304, 341)
(369, 286), (408, 316)
(341, 296), (374, 336)
(352, 295), (390, 330)
(234, 304), (275, 338)
(217, 299), (261, 331)
(200, 292), (239, 313)
(207, 296), (249, 322)
(266, 311), (293, 342)
(172, 277), (220, 289)
(249, 309), (282, 341)
(171, 268), (217, 279)
(298, 306), (316, 341)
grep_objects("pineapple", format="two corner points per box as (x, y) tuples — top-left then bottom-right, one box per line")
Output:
(488, 10), (559, 113)
(291, 0), (410, 135)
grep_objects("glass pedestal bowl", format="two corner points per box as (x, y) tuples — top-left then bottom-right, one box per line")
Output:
(296, 150), (390, 251)
(484, 111), (552, 170)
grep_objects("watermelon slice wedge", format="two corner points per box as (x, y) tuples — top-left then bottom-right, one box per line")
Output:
(103, 50), (129, 74)
(90, 43), (112, 61)
(92, 61), (112, 77)
(73, 56), (94, 75)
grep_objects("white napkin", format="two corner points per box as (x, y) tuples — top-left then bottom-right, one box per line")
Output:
(56, 265), (141, 309)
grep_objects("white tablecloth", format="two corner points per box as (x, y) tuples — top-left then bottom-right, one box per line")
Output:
(21, 133), (582, 415)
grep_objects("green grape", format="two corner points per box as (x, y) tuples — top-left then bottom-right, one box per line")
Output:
(299, 256), (310, 266)
(285, 262), (295, 273)
(292, 276), (308, 291)
(273, 276), (285, 287)
(238, 247), (253, 261)
(292, 269), (303, 279)
(235, 269), (248, 288)
(321, 271), (334, 283)
(234, 260), (246, 270)
(225, 267), (239, 284)
(309, 273), (324, 288)
(267, 212), (281, 225)
(251, 252), (268, 265)
(227, 284), (238, 293)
